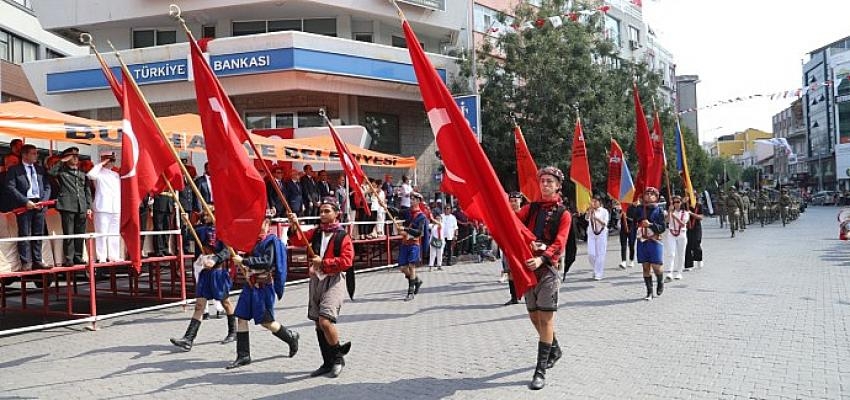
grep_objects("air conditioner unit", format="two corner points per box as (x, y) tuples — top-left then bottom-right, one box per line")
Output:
(629, 40), (641, 50)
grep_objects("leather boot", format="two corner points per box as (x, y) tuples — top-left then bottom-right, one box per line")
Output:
(655, 273), (664, 296)
(643, 276), (653, 300)
(404, 278), (415, 301)
(310, 330), (333, 377)
(546, 336), (562, 369)
(272, 325), (300, 357)
(170, 318), (201, 351)
(413, 277), (423, 295)
(504, 281), (519, 306)
(528, 341), (551, 390)
(220, 314), (237, 344)
(226, 332), (251, 369)
(329, 341), (351, 378)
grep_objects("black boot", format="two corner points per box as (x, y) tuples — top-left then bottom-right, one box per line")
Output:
(643, 276), (653, 300)
(413, 277), (423, 295)
(655, 273), (664, 296)
(329, 341), (351, 378)
(170, 318), (201, 351)
(528, 341), (551, 390)
(310, 330), (333, 377)
(504, 281), (519, 306)
(272, 325), (300, 358)
(226, 332), (251, 369)
(546, 336), (562, 369)
(220, 314), (237, 344)
(404, 278), (415, 301)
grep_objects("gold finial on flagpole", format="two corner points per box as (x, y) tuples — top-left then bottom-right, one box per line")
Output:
(388, 0), (406, 20)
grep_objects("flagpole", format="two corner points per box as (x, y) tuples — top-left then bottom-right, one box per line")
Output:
(168, 5), (315, 258)
(104, 40), (236, 258)
(163, 174), (206, 253)
(319, 109), (402, 232)
(651, 99), (673, 204)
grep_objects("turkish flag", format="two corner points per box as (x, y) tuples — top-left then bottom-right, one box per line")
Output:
(402, 20), (538, 296)
(118, 80), (143, 271)
(188, 34), (266, 252)
(633, 82), (655, 199)
(648, 111), (666, 189)
(327, 121), (370, 216)
(514, 125), (541, 202)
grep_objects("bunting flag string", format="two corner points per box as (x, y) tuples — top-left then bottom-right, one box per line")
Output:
(678, 79), (839, 115)
(486, 4), (612, 35)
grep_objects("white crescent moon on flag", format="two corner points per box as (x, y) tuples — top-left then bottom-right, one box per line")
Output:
(120, 118), (139, 179)
(427, 107), (466, 185)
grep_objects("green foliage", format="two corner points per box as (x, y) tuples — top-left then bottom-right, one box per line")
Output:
(460, 0), (714, 200)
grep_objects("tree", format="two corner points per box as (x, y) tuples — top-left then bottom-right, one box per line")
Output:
(457, 0), (713, 202)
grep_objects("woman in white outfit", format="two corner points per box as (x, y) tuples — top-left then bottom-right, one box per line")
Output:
(428, 213), (444, 271)
(664, 195), (690, 281)
(586, 195), (610, 280)
(372, 179), (387, 237)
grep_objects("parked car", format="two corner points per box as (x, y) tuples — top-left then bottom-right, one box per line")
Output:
(811, 190), (837, 206)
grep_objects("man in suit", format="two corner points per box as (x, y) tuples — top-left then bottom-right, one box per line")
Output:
(49, 147), (92, 267)
(152, 191), (175, 257)
(178, 176), (196, 254)
(285, 169), (304, 217)
(300, 164), (320, 217)
(317, 170), (332, 199)
(194, 162), (213, 211)
(6, 144), (51, 269)
(267, 166), (286, 218)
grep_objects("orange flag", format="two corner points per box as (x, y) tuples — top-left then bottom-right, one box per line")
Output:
(514, 124), (541, 201)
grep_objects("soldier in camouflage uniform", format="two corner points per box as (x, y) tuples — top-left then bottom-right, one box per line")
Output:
(740, 190), (750, 229)
(779, 188), (793, 225)
(755, 190), (769, 226)
(724, 187), (744, 238)
(717, 191), (727, 229)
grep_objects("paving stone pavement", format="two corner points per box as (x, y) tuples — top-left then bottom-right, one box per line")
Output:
(0, 206), (848, 399)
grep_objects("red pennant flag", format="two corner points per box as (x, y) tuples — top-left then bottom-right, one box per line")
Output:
(648, 110), (666, 189)
(633, 82), (655, 199)
(514, 125), (541, 202)
(401, 20), (538, 296)
(570, 118), (592, 212)
(188, 35), (266, 252)
(327, 122), (370, 216)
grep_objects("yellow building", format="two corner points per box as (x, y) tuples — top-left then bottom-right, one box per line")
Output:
(708, 128), (773, 158)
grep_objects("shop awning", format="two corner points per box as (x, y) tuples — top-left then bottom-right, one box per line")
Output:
(0, 102), (415, 168)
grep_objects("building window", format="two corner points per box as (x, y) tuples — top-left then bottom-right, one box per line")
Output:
(364, 113), (400, 154)
(604, 15), (620, 47)
(11, 35), (36, 63)
(0, 31), (8, 62)
(244, 111), (325, 130)
(132, 29), (177, 48)
(202, 25), (216, 39)
(391, 35), (407, 49)
(233, 18), (337, 37)
(354, 33), (373, 43)
(628, 25), (640, 42)
(474, 4), (514, 36)
(45, 48), (64, 59)
(10, 0), (32, 9)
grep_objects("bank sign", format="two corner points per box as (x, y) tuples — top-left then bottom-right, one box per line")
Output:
(46, 47), (447, 93)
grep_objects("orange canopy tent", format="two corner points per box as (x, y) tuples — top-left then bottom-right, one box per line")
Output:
(0, 102), (416, 168)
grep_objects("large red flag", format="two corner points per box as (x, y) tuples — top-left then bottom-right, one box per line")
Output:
(633, 82), (654, 199)
(402, 20), (538, 296)
(188, 35), (266, 252)
(327, 121), (370, 216)
(569, 118), (592, 212)
(514, 125), (541, 201)
(648, 110), (666, 189)
(118, 80), (143, 271)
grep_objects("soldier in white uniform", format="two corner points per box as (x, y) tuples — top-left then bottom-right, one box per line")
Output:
(86, 151), (122, 263)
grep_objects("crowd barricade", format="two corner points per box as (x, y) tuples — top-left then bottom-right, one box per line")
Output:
(1, 216), (407, 336)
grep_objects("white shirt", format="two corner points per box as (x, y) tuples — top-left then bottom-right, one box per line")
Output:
(400, 183), (412, 208)
(22, 162), (40, 199)
(205, 175), (214, 203)
(319, 231), (333, 258)
(587, 207), (610, 236)
(430, 222), (442, 240)
(666, 209), (690, 235)
(87, 163), (121, 213)
(441, 213), (458, 240)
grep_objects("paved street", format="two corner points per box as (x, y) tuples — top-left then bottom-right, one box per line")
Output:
(0, 206), (848, 399)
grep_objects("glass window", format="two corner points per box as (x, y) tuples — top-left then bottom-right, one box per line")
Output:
(303, 18), (336, 37)
(392, 35), (407, 49)
(628, 25), (640, 42)
(156, 30), (177, 45)
(268, 20), (301, 32)
(11, 0), (32, 9)
(245, 112), (272, 130)
(474, 4), (514, 36)
(19, 39), (36, 62)
(296, 112), (324, 128)
(364, 113), (400, 154)
(232, 21), (267, 37)
(274, 113), (295, 129)
(0, 31), (9, 62)
(354, 33), (373, 43)
(604, 15), (620, 47)
(202, 25), (216, 39)
(132, 30), (155, 48)
(46, 49), (64, 59)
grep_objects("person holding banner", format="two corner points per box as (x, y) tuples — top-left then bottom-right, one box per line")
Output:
(226, 217), (300, 370)
(515, 166), (571, 390)
(636, 187), (666, 301)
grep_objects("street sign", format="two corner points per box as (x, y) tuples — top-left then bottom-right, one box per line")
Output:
(453, 94), (481, 142)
